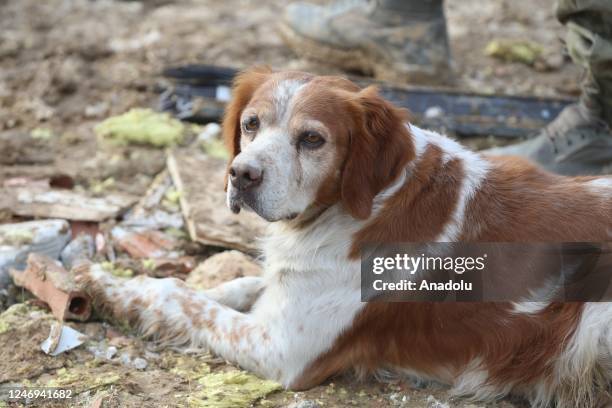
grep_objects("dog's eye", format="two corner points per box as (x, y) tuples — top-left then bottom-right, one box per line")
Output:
(299, 131), (325, 149)
(243, 116), (259, 132)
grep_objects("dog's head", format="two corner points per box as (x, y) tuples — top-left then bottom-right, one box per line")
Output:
(223, 67), (414, 222)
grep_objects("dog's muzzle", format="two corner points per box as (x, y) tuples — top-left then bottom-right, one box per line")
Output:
(228, 162), (263, 215)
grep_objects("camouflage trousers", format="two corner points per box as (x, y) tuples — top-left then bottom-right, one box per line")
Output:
(558, 0), (612, 123)
(390, 0), (612, 123)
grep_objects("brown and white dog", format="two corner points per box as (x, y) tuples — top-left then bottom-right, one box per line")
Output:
(79, 68), (612, 407)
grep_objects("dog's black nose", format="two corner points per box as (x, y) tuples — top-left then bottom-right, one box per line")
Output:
(229, 163), (263, 191)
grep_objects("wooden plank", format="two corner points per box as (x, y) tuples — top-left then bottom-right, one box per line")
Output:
(4, 187), (137, 222)
(167, 150), (266, 254)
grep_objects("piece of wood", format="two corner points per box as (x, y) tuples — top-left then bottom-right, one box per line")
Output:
(167, 150), (266, 253)
(4, 187), (138, 222)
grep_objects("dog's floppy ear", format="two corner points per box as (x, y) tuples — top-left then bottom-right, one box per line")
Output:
(341, 86), (414, 219)
(222, 66), (272, 189)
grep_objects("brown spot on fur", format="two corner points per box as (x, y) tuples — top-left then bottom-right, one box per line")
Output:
(338, 86), (415, 220)
(349, 145), (463, 258)
(292, 302), (583, 391)
(461, 156), (612, 241)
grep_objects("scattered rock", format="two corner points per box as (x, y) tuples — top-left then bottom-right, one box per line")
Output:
(287, 399), (321, 408)
(187, 250), (262, 290)
(87, 343), (117, 361)
(84, 102), (109, 119)
(426, 395), (450, 408)
(132, 357), (148, 370)
(61, 234), (95, 270)
(389, 392), (410, 407)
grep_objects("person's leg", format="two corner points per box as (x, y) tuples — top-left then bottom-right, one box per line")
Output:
(280, 0), (452, 84)
(487, 0), (612, 175)
(558, 0), (612, 124)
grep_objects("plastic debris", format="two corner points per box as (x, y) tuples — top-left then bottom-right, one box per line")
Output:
(0, 219), (71, 288)
(41, 322), (87, 356)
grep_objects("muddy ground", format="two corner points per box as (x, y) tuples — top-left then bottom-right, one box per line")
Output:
(0, 0), (584, 406)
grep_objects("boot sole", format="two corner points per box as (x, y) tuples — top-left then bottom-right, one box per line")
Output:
(278, 22), (451, 85)
(279, 22), (376, 75)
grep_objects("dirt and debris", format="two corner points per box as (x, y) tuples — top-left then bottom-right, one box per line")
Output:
(0, 0), (583, 405)
(167, 150), (266, 254)
(0, 219), (71, 288)
(40, 322), (87, 356)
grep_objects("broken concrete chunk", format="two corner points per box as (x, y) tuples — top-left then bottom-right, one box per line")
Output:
(426, 395), (450, 408)
(187, 250), (262, 290)
(41, 322), (87, 356)
(95, 108), (185, 147)
(60, 234), (95, 270)
(122, 208), (184, 231)
(167, 150), (266, 253)
(119, 352), (148, 370)
(287, 400), (321, 408)
(112, 226), (177, 259)
(10, 253), (91, 321)
(5, 187), (138, 222)
(0, 219), (71, 288)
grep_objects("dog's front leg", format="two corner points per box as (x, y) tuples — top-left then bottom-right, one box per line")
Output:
(76, 264), (291, 383)
(204, 276), (265, 311)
